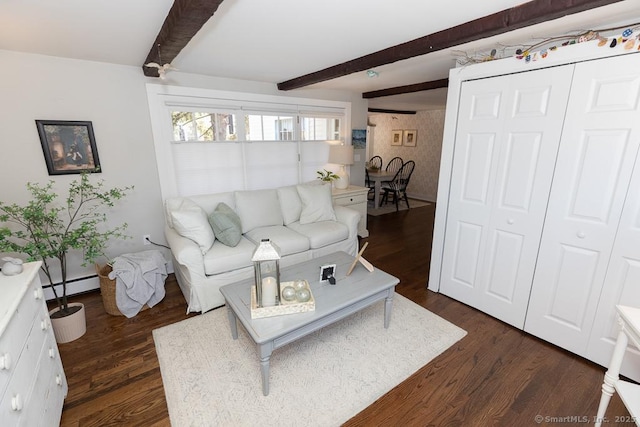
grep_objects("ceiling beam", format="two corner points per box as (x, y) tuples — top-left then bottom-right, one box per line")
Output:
(277, 0), (622, 91)
(368, 108), (416, 115)
(363, 78), (449, 99)
(142, 0), (225, 77)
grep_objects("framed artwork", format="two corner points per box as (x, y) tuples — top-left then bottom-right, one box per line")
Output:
(404, 130), (417, 147)
(352, 129), (366, 149)
(391, 130), (403, 146)
(36, 120), (101, 175)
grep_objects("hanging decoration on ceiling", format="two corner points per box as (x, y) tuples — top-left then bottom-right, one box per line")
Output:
(453, 21), (640, 66)
(144, 44), (178, 80)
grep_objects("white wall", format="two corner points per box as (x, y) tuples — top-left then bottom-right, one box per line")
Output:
(0, 49), (367, 292)
(368, 110), (445, 202)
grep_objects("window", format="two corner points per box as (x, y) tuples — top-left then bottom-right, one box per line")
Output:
(246, 114), (295, 141)
(171, 111), (237, 141)
(147, 84), (351, 199)
(301, 117), (341, 141)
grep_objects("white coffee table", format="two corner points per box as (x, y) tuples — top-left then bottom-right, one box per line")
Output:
(219, 251), (399, 396)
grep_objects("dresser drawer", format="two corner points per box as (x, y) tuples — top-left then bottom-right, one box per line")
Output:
(0, 309), (49, 425)
(0, 283), (42, 397)
(333, 193), (367, 206)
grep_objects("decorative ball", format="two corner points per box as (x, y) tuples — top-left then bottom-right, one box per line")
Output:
(293, 280), (306, 290)
(295, 288), (311, 303)
(282, 286), (296, 301)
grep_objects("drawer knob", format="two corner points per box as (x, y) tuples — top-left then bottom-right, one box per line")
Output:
(577, 231), (586, 239)
(49, 347), (56, 359)
(56, 374), (63, 386)
(0, 353), (11, 370)
(507, 218), (515, 225)
(11, 394), (23, 411)
(33, 287), (43, 300)
(41, 318), (50, 331)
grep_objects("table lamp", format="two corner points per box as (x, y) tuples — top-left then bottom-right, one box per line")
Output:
(328, 144), (354, 190)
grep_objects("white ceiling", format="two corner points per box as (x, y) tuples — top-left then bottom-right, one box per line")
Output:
(1, 0), (639, 111)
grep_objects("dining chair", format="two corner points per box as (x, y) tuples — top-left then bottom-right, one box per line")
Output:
(385, 156), (403, 175)
(380, 160), (416, 211)
(365, 156), (383, 200)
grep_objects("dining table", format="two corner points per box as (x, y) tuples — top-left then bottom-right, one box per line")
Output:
(367, 169), (395, 209)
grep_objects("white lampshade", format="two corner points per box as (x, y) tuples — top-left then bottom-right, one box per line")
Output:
(328, 144), (354, 190)
(328, 145), (354, 165)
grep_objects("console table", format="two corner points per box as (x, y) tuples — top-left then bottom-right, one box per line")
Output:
(595, 305), (640, 426)
(332, 185), (369, 237)
(0, 262), (67, 426)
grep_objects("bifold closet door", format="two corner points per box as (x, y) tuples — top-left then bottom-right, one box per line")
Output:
(439, 65), (573, 328)
(524, 53), (640, 356)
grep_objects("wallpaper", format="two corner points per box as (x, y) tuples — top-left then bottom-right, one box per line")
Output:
(368, 110), (445, 202)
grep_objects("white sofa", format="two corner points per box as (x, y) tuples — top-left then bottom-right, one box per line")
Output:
(164, 183), (360, 313)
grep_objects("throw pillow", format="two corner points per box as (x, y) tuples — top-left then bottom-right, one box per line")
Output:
(208, 203), (242, 247)
(170, 198), (215, 254)
(296, 184), (337, 225)
(277, 185), (303, 225)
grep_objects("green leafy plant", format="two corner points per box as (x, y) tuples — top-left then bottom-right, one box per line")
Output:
(316, 169), (340, 182)
(0, 172), (132, 317)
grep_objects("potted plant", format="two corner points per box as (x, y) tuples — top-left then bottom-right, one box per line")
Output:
(0, 172), (132, 343)
(316, 169), (340, 183)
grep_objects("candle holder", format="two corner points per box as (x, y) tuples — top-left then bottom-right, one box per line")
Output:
(251, 239), (281, 308)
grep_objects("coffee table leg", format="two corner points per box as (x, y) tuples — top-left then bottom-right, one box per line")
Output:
(226, 307), (238, 340)
(384, 290), (394, 328)
(258, 343), (274, 396)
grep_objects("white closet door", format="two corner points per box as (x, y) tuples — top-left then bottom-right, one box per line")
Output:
(440, 66), (573, 328)
(585, 55), (640, 379)
(525, 53), (640, 355)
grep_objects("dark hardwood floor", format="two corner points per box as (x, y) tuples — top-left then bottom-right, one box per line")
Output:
(54, 203), (631, 426)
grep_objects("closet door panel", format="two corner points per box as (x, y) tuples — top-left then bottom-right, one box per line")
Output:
(525, 53), (640, 355)
(586, 57), (640, 380)
(441, 66), (573, 328)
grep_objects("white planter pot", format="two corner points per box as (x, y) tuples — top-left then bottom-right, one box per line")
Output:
(49, 302), (86, 343)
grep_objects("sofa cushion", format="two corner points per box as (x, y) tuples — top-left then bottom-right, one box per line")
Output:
(203, 237), (255, 275)
(277, 185), (303, 225)
(287, 221), (349, 249)
(168, 198), (215, 254)
(208, 202), (242, 247)
(244, 225), (310, 256)
(235, 189), (284, 233)
(296, 184), (336, 224)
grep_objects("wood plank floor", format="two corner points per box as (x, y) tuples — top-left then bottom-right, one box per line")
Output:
(53, 203), (631, 426)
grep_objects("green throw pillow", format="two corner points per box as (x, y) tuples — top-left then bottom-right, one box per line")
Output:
(208, 203), (242, 247)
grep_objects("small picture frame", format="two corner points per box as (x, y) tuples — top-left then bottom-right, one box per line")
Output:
(36, 120), (101, 175)
(403, 130), (417, 147)
(319, 264), (336, 284)
(391, 130), (403, 146)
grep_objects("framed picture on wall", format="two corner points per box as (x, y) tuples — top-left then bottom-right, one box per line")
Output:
(404, 130), (417, 147)
(391, 130), (403, 146)
(36, 120), (101, 175)
(352, 129), (366, 149)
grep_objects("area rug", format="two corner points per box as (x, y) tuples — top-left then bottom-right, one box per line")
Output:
(367, 198), (431, 216)
(153, 293), (466, 427)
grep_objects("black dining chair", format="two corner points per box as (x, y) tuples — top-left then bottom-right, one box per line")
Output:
(365, 156), (383, 200)
(380, 160), (416, 211)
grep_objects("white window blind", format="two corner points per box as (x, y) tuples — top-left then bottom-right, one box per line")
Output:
(146, 84), (352, 199)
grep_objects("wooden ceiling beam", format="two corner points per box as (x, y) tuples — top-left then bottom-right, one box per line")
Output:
(363, 78), (449, 99)
(142, 0), (225, 77)
(277, 0), (623, 91)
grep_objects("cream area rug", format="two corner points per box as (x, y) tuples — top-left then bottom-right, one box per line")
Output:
(367, 198), (431, 216)
(153, 293), (466, 427)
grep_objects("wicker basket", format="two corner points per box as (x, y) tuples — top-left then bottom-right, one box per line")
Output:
(96, 264), (149, 316)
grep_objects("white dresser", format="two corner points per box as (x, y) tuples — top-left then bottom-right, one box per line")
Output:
(0, 262), (67, 426)
(332, 185), (369, 237)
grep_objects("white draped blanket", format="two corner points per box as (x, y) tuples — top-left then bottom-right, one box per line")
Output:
(153, 293), (466, 427)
